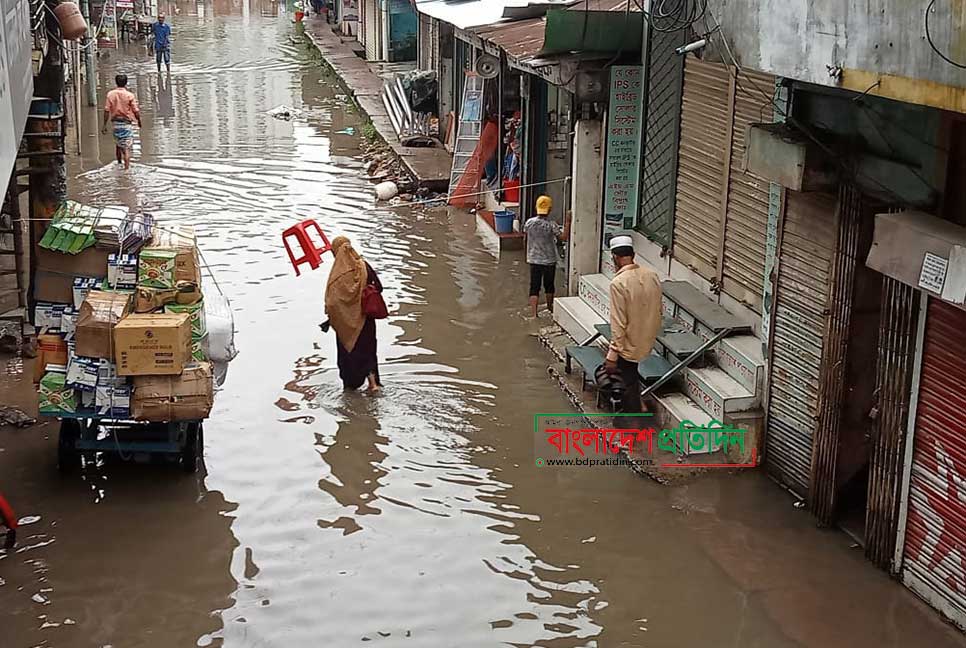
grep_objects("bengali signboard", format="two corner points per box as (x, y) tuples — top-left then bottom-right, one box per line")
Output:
(601, 65), (644, 249)
(0, 0), (34, 187)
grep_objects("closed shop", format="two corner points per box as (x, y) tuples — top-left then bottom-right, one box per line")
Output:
(672, 58), (729, 281)
(898, 298), (966, 629)
(764, 191), (837, 497)
(362, 0), (381, 61)
(720, 69), (775, 312)
(671, 58), (775, 313)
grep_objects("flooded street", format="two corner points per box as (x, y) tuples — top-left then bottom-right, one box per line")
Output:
(2, 6), (965, 648)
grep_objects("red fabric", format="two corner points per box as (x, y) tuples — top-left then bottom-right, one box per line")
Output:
(362, 283), (388, 319)
(0, 493), (16, 530)
(449, 120), (499, 207)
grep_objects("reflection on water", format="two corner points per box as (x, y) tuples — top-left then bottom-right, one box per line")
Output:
(3, 6), (965, 648)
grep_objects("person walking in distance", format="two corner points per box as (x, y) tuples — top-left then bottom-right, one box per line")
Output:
(523, 195), (571, 318)
(603, 235), (663, 426)
(152, 13), (172, 74)
(101, 74), (142, 170)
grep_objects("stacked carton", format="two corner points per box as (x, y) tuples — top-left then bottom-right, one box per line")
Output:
(34, 215), (214, 422)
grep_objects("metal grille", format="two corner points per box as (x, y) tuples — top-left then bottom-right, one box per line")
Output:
(672, 58), (730, 281)
(901, 299), (966, 631)
(720, 69), (775, 312)
(811, 184), (862, 524)
(637, 28), (684, 247)
(866, 277), (918, 570)
(765, 191), (837, 497)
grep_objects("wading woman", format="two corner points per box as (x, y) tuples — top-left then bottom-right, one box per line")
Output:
(324, 236), (385, 392)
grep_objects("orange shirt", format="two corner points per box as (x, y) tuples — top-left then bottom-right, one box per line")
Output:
(104, 88), (140, 122)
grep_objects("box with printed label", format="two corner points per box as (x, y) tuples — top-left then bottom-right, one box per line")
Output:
(95, 383), (131, 418)
(190, 333), (209, 361)
(107, 253), (139, 286)
(34, 333), (69, 383)
(60, 306), (78, 340)
(138, 249), (179, 289)
(114, 312), (192, 376)
(148, 226), (201, 285)
(39, 367), (77, 415)
(166, 298), (206, 337)
(66, 356), (99, 392)
(72, 277), (101, 309)
(35, 302), (68, 331)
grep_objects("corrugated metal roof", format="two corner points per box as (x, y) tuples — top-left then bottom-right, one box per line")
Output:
(472, 0), (636, 62)
(415, 0), (575, 30)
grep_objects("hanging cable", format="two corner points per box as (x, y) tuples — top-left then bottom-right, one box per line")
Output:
(646, 0), (708, 33)
(925, 0), (966, 69)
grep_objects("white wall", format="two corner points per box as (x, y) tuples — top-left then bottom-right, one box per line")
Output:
(568, 119), (604, 293)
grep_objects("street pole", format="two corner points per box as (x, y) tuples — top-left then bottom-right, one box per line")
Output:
(81, 0), (97, 106)
(73, 42), (83, 154)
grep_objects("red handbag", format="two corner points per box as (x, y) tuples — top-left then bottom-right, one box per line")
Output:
(362, 283), (388, 319)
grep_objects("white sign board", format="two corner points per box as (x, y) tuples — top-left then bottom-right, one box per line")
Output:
(918, 252), (948, 294)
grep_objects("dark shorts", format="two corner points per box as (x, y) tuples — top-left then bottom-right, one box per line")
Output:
(529, 263), (556, 296)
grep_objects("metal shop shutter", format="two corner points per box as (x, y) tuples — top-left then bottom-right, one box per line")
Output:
(900, 299), (966, 630)
(720, 69), (775, 313)
(672, 58), (730, 281)
(764, 190), (837, 497)
(364, 0), (377, 61)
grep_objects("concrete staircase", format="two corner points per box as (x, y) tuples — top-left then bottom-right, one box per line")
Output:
(554, 272), (765, 454)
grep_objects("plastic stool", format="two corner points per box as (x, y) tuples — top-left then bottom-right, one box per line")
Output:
(282, 219), (332, 276)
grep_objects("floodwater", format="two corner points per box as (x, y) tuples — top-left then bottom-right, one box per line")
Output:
(2, 5), (965, 648)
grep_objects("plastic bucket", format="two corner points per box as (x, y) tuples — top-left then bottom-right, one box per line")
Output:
(503, 179), (520, 203)
(494, 210), (514, 234)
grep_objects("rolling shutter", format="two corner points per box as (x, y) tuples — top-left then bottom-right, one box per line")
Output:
(672, 58), (730, 281)
(900, 299), (966, 630)
(720, 69), (775, 312)
(764, 191), (837, 497)
(364, 0), (377, 61)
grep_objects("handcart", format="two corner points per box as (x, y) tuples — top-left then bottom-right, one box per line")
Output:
(57, 413), (204, 474)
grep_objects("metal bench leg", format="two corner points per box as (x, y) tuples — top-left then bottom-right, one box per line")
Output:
(565, 352), (573, 374)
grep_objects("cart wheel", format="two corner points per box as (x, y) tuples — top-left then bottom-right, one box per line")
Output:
(181, 423), (201, 474)
(58, 420), (81, 473)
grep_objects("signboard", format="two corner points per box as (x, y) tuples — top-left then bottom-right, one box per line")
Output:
(601, 65), (644, 248)
(0, 0), (33, 187)
(918, 252), (948, 294)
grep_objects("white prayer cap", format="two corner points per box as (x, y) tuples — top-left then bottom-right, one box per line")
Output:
(609, 235), (633, 251)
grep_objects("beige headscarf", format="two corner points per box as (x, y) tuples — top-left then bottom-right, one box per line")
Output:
(324, 236), (367, 352)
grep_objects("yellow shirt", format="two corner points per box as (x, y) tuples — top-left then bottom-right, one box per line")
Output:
(607, 263), (663, 363)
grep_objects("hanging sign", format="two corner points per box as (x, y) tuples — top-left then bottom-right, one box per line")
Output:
(602, 65), (644, 248)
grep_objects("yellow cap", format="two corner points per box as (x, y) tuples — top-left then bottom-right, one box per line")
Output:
(535, 195), (553, 215)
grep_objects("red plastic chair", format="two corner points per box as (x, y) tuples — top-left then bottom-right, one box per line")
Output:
(282, 219), (332, 276)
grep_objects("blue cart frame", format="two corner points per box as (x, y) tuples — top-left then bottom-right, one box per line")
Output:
(57, 414), (204, 473)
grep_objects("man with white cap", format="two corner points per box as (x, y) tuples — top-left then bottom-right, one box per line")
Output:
(604, 235), (663, 420)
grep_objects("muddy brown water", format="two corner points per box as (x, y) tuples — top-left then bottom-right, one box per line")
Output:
(2, 6), (964, 648)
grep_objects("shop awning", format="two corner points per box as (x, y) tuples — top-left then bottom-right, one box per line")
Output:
(866, 210), (966, 309)
(538, 6), (643, 56)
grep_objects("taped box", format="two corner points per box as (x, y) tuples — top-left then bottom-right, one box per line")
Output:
(76, 291), (133, 360)
(165, 298), (206, 337)
(149, 225), (201, 284)
(135, 283), (201, 313)
(114, 312), (191, 376)
(34, 333), (69, 383)
(132, 362), (213, 421)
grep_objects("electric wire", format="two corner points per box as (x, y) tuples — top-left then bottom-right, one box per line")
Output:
(925, 0), (966, 69)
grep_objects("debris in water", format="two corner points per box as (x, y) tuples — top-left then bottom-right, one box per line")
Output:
(18, 516), (41, 526)
(793, 500), (806, 509)
(31, 593), (49, 605)
(0, 406), (36, 428)
(375, 181), (398, 201)
(580, 536), (597, 544)
(335, 127), (355, 135)
(268, 105), (302, 121)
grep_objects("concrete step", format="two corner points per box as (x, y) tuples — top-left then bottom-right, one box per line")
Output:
(652, 392), (716, 455)
(716, 334), (765, 395)
(553, 296), (606, 346)
(578, 273), (611, 320)
(683, 366), (758, 421)
(662, 281), (754, 336)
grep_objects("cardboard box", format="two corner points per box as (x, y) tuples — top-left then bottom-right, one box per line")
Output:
(60, 306), (78, 340)
(166, 298), (206, 337)
(34, 302), (68, 331)
(80, 390), (96, 409)
(132, 362), (213, 421)
(107, 253), (139, 286)
(72, 277), (101, 309)
(135, 284), (202, 313)
(138, 249), (179, 289)
(66, 356), (99, 392)
(38, 367), (77, 415)
(149, 226), (201, 285)
(33, 247), (110, 304)
(114, 313), (191, 376)
(76, 291), (133, 360)
(95, 383), (131, 418)
(34, 334), (69, 382)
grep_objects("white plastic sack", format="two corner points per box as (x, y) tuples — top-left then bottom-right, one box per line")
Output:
(375, 181), (398, 201)
(204, 280), (238, 364)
